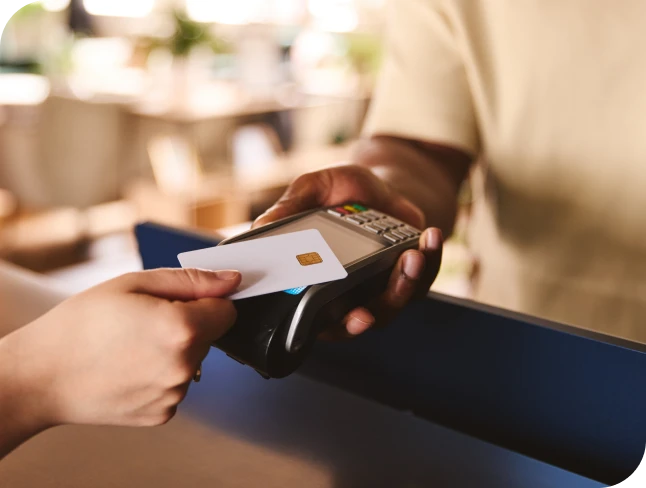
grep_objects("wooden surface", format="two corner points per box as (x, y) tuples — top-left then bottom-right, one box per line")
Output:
(0, 347), (602, 488)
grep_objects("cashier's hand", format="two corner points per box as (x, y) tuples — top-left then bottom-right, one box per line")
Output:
(253, 164), (443, 340)
(4, 268), (240, 431)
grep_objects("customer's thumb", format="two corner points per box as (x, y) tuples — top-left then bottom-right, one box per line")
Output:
(117, 268), (241, 301)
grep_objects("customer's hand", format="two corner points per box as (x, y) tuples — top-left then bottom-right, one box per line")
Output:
(253, 164), (443, 340)
(2, 268), (240, 430)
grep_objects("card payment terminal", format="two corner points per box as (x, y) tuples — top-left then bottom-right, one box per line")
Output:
(215, 203), (423, 378)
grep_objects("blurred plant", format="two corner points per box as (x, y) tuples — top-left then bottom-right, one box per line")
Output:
(342, 32), (383, 77)
(10, 3), (47, 22)
(44, 33), (77, 78)
(1, 3), (48, 73)
(331, 129), (349, 145)
(140, 9), (232, 59)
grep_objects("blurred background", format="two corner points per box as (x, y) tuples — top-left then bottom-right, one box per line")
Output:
(0, 0), (472, 295)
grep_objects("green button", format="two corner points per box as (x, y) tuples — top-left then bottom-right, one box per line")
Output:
(353, 204), (367, 212)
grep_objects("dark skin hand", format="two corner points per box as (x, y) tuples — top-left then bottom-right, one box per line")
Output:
(254, 135), (473, 340)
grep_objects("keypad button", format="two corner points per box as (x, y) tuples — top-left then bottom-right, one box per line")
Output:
(383, 233), (400, 243)
(352, 204), (368, 212)
(361, 212), (377, 221)
(364, 224), (381, 234)
(335, 206), (350, 215)
(381, 219), (399, 229)
(370, 222), (386, 231)
(328, 209), (345, 217)
(344, 205), (359, 213)
(346, 216), (363, 225)
(391, 230), (408, 240)
(403, 227), (421, 236)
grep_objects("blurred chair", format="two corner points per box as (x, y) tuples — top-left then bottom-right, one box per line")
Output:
(0, 101), (52, 209)
(0, 94), (127, 210)
(36, 95), (127, 208)
(0, 76), (78, 275)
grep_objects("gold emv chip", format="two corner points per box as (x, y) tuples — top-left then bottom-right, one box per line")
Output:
(297, 252), (323, 266)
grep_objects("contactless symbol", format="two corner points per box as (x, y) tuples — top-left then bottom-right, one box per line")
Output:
(297, 252), (323, 266)
(284, 286), (307, 295)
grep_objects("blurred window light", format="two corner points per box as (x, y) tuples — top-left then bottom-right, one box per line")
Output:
(358, 0), (385, 8)
(0, 74), (50, 106)
(186, 0), (263, 25)
(308, 0), (358, 32)
(72, 37), (133, 71)
(41, 0), (72, 12)
(291, 30), (337, 67)
(67, 37), (144, 98)
(271, 0), (306, 24)
(83, 0), (155, 18)
(186, 0), (305, 25)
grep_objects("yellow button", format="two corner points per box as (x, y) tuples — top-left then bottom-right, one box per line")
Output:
(344, 205), (359, 213)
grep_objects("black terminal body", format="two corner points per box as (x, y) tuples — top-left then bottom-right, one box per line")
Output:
(214, 203), (422, 378)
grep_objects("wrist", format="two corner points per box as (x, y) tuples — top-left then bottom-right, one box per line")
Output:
(0, 325), (59, 456)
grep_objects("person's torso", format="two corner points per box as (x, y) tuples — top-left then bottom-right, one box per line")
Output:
(450, 0), (646, 342)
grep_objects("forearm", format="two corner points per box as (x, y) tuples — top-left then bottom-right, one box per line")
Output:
(0, 327), (55, 459)
(353, 136), (473, 236)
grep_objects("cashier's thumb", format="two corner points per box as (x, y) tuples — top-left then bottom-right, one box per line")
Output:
(120, 268), (242, 302)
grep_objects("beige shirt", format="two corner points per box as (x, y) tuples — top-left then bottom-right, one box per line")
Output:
(365, 0), (646, 343)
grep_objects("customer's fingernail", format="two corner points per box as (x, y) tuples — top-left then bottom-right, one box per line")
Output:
(215, 270), (241, 280)
(423, 228), (443, 251)
(402, 251), (425, 280)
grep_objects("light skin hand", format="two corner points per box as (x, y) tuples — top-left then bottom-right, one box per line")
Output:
(0, 268), (241, 459)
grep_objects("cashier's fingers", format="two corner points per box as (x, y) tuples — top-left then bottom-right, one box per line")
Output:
(318, 308), (376, 342)
(319, 230), (442, 339)
(415, 228), (444, 298)
(252, 170), (333, 228)
(252, 165), (425, 229)
(344, 307), (376, 336)
(372, 228), (443, 327)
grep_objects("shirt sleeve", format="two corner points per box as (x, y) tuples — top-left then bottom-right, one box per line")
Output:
(363, 0), (480, 155)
